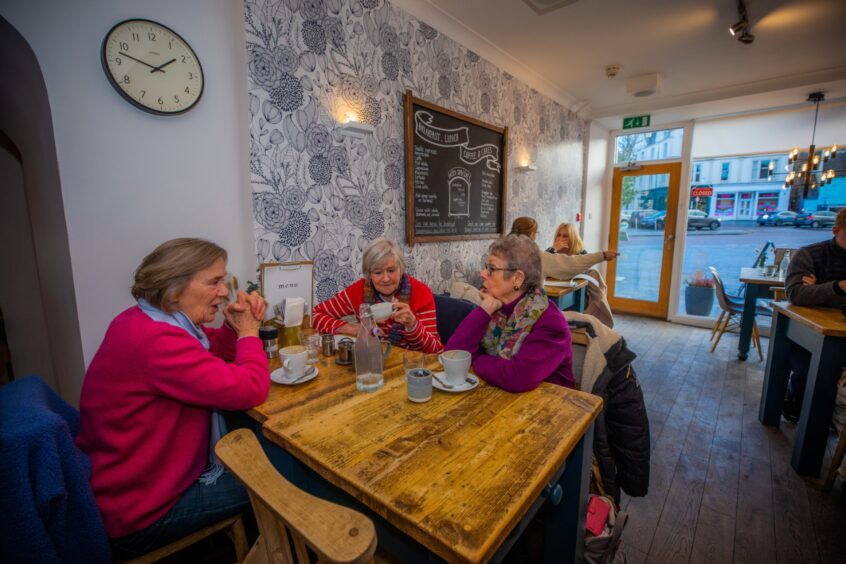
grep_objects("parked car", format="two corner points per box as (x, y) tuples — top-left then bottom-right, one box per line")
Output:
(646, 210), (721, 230)
(640, 211), (666, 229)
(756, 210), (797, 226)
(685, 209), (721, 230)
(624, 209), (658, 228)
(794, 210), (838, 228)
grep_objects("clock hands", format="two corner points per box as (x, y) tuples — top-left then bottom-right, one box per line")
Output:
(149, 58), (176, 73)
(118, 52), (176, 74)
(118, 51), (159, 71)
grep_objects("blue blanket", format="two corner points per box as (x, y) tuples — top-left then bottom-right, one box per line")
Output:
(0, 376), (110, 563)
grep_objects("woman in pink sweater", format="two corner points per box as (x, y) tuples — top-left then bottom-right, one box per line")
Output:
(76, 238), (269, 557)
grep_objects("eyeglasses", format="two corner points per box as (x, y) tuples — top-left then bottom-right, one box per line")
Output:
(483, 263), (517, 276)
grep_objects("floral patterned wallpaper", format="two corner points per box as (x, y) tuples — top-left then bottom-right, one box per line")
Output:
(245, 0), (585, 303)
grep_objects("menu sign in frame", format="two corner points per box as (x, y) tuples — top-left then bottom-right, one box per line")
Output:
(404, 90), (508, 245)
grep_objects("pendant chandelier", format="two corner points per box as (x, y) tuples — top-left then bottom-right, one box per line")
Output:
(782, 92), (840, 198)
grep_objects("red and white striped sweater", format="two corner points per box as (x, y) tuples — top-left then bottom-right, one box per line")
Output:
(312, 277), (443, 353)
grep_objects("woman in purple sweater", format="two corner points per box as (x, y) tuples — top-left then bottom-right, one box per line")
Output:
(446, 235), (574, 392)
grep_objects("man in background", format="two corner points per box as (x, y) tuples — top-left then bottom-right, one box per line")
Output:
(782, 207), (846, 421)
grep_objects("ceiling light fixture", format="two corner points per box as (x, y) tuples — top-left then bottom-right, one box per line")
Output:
(783, 92), (842, 203)
(729, 0), (754, 44)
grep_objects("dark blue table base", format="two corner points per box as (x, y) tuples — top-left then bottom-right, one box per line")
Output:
(738, 283), (773, 361)
(244, 417), (593, 563)
(550, 286), (586, 313)
(758, 310), (846, 475)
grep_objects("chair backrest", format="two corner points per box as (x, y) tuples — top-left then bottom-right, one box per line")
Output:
(215, 429), (376, 564)
(433, 294), (476, 344)
(708, 267), (733, 311)
(0, 376), (110, 563)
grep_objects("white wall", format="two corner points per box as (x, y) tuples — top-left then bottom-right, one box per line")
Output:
(0, 145), (55, 385)
(582, 121), (610, 262)
(1, 0), (255, 373)
(692, 102), (846, 157)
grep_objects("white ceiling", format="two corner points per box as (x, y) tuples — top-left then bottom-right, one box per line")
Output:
(392, 0), (846, 122)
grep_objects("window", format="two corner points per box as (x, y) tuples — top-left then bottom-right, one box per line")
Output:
(614, 128), (684, 164)
(694, 163), (701, 182)
(715, 193), (735, 216)
(759, 160), (772, 180)
(720, 162), (730, 181)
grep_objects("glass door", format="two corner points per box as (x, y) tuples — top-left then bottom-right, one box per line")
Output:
(608, 163), (682, 318)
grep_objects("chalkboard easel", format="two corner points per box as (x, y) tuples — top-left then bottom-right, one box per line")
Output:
(404, 91), (508, 245)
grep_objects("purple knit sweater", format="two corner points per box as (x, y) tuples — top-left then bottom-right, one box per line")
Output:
(445, 295), (575, 392)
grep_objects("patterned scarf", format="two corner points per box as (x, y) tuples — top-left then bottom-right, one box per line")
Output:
(481, 287), (550, 359)
(363, 273), (412, 345)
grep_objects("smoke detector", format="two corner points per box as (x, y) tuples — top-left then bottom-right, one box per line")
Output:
(626, 73), (662, 98)
(605, 64), (620, 78)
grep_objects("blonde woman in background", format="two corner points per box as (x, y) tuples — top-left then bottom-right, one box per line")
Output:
(509, 217), (616, 327)
(509, 217), (618, 280)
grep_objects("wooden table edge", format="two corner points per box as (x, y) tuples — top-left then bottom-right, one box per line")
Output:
(770, 300), (846, 337)
(260, 386), (603, 563)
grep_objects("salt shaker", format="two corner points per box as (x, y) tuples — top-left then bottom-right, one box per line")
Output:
(321, 333), (336, 357)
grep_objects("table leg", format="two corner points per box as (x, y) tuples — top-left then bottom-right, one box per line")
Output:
(544, 423), (593, 564)
(758, 310), (791, 425)
(574, 286), (586, 313)
(737, 286), (760, 361)
(792, 336), (846, 476)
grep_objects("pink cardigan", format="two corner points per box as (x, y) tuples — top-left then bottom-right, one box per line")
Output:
(76, 306), (269, 538)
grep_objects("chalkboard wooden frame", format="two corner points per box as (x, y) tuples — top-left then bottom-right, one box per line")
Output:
(404, 90), (508, 245)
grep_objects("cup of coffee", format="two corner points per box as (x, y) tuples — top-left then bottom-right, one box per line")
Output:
(439, 350), (471, 386)
(279, 345), (308, 379)
(406, 368), (433, 403)
(370, 302), (393, 322)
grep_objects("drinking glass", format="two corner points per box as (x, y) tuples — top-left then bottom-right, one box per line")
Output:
(403, 350), (426, 375)
(302, 333), (321, 364)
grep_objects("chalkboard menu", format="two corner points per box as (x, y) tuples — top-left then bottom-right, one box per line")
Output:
(404, 91), (508, 245)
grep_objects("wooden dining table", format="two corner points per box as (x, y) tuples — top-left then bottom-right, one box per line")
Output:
(758, 301), (846, 476)
(245, 345), (602, 563)
(737, 267), (784, 361)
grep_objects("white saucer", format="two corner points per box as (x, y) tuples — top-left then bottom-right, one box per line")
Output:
(271, 366), (318, 385)
(432, 372), (479, 393)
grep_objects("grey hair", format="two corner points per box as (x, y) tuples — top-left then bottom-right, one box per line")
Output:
(131, 238), (227, 312)
(488, 234), (543, 291)
(361, 238), (406, 277)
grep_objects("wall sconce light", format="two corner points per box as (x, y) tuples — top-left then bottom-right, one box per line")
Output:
(338, 112), (374, 139)
(515, 164), (536, 173)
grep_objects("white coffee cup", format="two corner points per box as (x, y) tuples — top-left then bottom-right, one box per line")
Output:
(279, 345), (308, 379)
(439, 350), (471, 386)
(370, 302), (393, 322)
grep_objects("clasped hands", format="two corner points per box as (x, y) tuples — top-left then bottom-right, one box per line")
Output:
(224, 290), (266, 338)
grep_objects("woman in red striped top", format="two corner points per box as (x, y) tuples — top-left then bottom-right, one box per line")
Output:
(312, 239), (443, 353)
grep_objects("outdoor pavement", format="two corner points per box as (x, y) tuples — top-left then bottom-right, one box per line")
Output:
(613, 222), (832, 317)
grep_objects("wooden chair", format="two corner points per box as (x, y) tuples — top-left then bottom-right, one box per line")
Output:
(215, 429), (377, 564)
(122, 515), (248, 563)
(708, 267), (763, 361)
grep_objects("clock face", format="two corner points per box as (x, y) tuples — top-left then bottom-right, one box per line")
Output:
(102, 19), (204, 115)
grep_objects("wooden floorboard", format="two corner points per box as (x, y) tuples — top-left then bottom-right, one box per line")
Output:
(614, 314), (846, 564)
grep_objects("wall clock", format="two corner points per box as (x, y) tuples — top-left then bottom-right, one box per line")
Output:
(101, 19), (204, 115)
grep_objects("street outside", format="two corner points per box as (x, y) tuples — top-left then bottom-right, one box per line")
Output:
(614, 222), (832, 319)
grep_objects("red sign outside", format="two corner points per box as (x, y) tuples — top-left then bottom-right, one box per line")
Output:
(691, 186), (713, 197)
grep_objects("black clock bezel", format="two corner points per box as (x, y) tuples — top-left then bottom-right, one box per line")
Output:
(101, 18), (204, 116)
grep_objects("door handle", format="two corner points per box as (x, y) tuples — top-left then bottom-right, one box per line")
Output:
(667, 235), (675, 241)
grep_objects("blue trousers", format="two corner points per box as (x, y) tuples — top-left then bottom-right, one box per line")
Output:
(110, 470), (249, 558)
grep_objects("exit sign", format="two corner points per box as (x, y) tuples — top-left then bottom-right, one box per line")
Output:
(623, 115), (651, 129)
